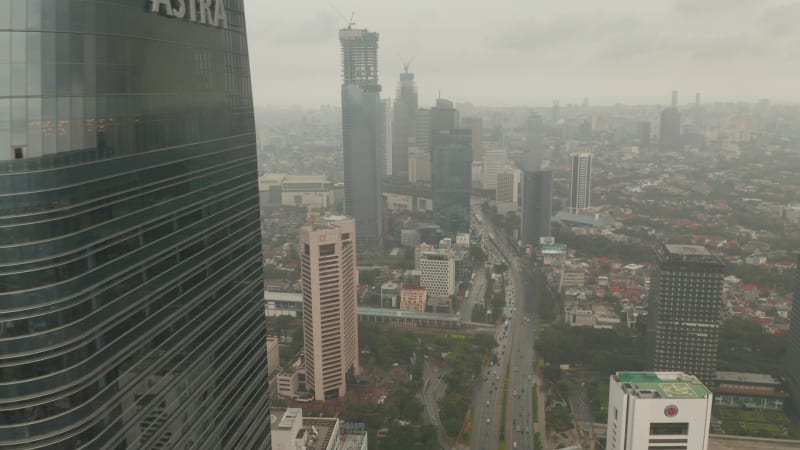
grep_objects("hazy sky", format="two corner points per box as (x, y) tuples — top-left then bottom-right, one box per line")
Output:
(243, 0), (800, 108)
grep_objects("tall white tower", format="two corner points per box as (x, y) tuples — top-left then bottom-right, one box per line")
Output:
(300, 216), (360, 401)
(569, 152), (592, 213)
(606, 372), (712, 450)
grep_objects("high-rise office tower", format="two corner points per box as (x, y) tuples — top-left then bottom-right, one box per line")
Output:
(647, 244), (725, 385)
(414, 108), (431, 152)
(496, 168), (520, 215)
(482, 149), (509, 190)
(0, 3), (270, 448)
(659, 107), (682, 151)
(569, 153), (593, 213)
(786, 254), (800, 410)
(379, 98), (393, 176)
(461, 117), (484, 162)
(431, 129), (472, 235)
(636, 121), (652, 146)
(671, 90), (679, 108)
(526, 112), (544, 152)
(430, 98), (459, 132)
(521, 158), (553, 247)
(300, 216), (360, 401)
(606, 372), (713, 450)
(552, 100), (561, 123)
(391, 67), (418, 182)
(340, 27), (384, 249)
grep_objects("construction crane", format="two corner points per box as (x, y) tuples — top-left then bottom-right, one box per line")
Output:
(329, 3), (356, 29)
(403, 56), (416, 73)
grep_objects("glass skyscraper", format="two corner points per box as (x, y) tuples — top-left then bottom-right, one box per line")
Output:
(0, 1), (270, 448)
(431, 129), (472, 235)
(339, 27), (383, 249)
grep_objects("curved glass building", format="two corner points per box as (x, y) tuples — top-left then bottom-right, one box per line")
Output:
(0, 1), (270, 448)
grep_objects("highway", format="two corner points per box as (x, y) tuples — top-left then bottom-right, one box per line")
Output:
(470, 201), (547, 450)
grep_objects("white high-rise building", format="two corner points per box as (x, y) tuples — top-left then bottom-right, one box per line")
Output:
(496, 167), (520, 214)
(300, 216), (360, 401)
(606, 372), (713, 450)
(482, 149), (508, 190)
(419, 251), (456, 297)
(569, 152), (592, 213)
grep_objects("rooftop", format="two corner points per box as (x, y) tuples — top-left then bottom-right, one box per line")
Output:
(657, 243), (725, 266)
(715, 371), (782, 386)
(617, 372), (711, 400)
(665, 244), (712, 257)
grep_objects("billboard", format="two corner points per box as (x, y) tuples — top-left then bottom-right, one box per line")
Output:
(541, 244), (567, 255)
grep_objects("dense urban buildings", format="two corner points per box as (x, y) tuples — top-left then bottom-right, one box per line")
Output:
(339, 27), (384, 249)
(520, 161), (553, 247)
(647, 244), (725, 385)
(300, 216), (360, 401)
(431, 129), (473, 235)
(0, 2), (271, 448)
(391, 67), (419, 182)
(786, 254), (800, 411)
(606, 372), (713, 450)
(569, 152), (593, 213)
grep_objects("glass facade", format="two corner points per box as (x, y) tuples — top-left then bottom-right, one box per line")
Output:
(431, 129), (472, 236)
(0, 1), (270, 448)
(520, 170), (552, 247)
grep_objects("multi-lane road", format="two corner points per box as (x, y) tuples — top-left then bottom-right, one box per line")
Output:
(470, 203), (547, 450)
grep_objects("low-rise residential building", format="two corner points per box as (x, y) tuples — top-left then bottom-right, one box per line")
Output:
(400, 285), (427, 313)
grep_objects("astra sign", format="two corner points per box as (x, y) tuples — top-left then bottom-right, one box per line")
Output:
(149, 0), (228, 29)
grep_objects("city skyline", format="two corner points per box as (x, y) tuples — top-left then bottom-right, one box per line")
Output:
(244, 0), (800, 107)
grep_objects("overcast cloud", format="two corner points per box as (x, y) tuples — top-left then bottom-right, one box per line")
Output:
(244, 0), (800, 107)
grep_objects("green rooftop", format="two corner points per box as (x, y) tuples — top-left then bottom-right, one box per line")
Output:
(618, 372), (711, 399)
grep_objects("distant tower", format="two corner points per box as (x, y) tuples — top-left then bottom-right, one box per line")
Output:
(380, 98), (393, 176)
(569, 153), (592, 213)
(391, 64), (418, 182)
(552, 100), (561, 122)
(526, 112), (544, 152)
(462, 116), (484, 162)
(695, 92), (701, 107)
(521, 157), (553, 247)
(647, 244), (724, 385)
(301, 216), (360, 401)
(482, 148), (508, 190)
(340, 27), (383, 248)
(430, 98), (459, 132)
(786, 254), (800, 411)
(431, 127), (472, 235)
(660, 91), (682, 151)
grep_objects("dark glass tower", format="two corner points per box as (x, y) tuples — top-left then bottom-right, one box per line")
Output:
(647, 244), (724, 385)
(0, 2), (270, 449)
(786, 254), (800, 411)
(520, 167), (552, 247)
(431, 129), (472, 235)
(659, 108), (681, 151)
(339, 27), (383, 249)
